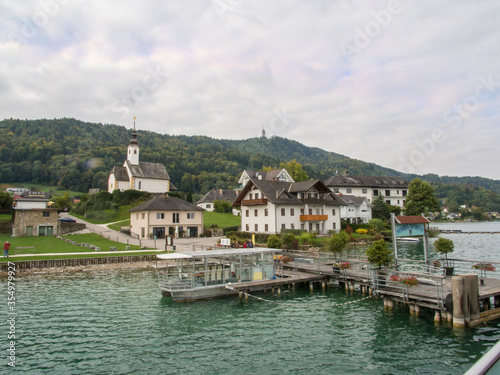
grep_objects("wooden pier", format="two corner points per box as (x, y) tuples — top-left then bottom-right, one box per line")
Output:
(281, 252), (500, 327)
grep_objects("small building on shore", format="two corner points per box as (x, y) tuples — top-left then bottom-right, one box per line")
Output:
(129, 195), (204, 239)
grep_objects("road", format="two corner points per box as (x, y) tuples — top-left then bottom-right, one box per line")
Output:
(59, 213), (221, 252)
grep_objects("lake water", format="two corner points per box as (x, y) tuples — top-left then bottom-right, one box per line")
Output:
(3, 222), (500, 374)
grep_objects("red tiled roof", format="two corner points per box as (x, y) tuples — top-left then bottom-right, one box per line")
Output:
(395, 216), (430, 224)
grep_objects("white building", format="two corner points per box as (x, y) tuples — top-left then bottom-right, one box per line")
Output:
(324, 174), (409, 208)
(196, 189), (239, 213)
(233, 178), (346, 235)
(108, 119), (174, 193)
(339, 195), (372, 224)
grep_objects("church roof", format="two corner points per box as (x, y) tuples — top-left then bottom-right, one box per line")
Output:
(125, 161), (170, 180)
(111, 166), (130, 182)
(129, 195), (204, 212)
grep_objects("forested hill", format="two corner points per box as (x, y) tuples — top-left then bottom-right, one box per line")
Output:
(1, 118), (500, 202)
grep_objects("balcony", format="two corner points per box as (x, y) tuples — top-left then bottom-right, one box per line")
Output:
(241, 198), (268, 206)
(300, 215), (328, 221)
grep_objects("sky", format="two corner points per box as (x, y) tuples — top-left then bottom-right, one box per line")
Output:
(1, 0), (499, 180)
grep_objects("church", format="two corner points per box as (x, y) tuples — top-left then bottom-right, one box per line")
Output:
(108, 118), (174, 194)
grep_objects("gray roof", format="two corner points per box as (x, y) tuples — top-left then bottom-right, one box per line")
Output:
(126, 160), (170, 180)
(196, 189), (239, 204)
(129, 195), (204, 212)
(324, 175), (408, 188)
(112, 166), (130, 182)
(340, 195), (368, 205)
(233, 178), (346, 207)
(243, 169), (293, 182)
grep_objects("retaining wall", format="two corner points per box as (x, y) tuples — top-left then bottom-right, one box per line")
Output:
(0, 254), (157, 272)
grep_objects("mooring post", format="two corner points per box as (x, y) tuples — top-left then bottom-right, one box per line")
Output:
(452, 276), (466, 327)
(278, 287), (281, 297)
(463, 274), (471, 325)
(292, 282), (295, 290)
(345, 283), (349, 293)
(238, 291), (243, 300)
(310, 282), (314, 293)
(244, 292), (248, 302)
(384, 298), (394, 310)
(469, 273), (480, 321)
(349, 283), (354, 293)
(434, 310), (441, 323)
(322, 281), (326, 291)
(410, 304), (420, 315)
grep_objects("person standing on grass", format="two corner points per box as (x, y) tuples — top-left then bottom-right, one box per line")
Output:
(3, 240), (10, 257)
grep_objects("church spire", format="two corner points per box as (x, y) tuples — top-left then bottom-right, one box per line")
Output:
(127, 116), (139, 165)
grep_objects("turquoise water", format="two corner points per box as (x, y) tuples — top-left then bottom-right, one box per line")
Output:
(3, 222), (500, 374)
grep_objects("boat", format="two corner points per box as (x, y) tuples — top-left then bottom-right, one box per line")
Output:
(396, 237), (422, 243)
(156, 247), (280, 301)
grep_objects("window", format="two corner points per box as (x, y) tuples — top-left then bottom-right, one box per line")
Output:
(281, 208), (285, 216)
(281, 224), (286, 230)
(334, 188), (339, 193)
(187, 213), (195, 219)
(255, 224), (258, 231)
(386, 200), (391, 205)
(249, 193), (252, 199)
(138, 181), (141, 190)
(157, 213), (165, 220)
(246, 210), (249, 217)
(346, 189), (352, 194)
(265, 209), (268, 216)
(43, 211), (50, 217)
(402, 190), (407, 196)
(309, 209), (312, 215)
(332, 209), (336, 215)
(314, 193), (318, 198)
(172, 213), (179, 223)
(141, 227), (145, 238)
(255, 193), (259, 199)
(265, 224), (268, 231)
(246, 224), (249, 231)
(300, 208), (304, 215)
(385, 190), (391, 197)
(333, 223), (336, 230)
(254, 209), (258, 217)
(141, 213), (145, 219)
(301, 224), (304, 230)
(362, 188), (367, 194)
(206, 204), (211, 209)
(397, 200), (400, 205)
(373, 189), (379, 196)
(291, 224), (295, 230)
(397, 190), (400, 195)
(290, 208), (294, 216)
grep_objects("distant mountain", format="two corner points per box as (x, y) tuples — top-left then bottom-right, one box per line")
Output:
(1, 118), (499, 201)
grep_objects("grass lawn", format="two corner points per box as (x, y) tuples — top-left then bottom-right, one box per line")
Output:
(203, 211), (241, 229)
(72, 203), (139, 224)
(0, 214), (12, 221)
(107, 219), (130, 231)
(0, 233), (147, 260)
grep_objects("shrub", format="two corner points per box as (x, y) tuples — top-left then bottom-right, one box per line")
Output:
(355, 228), (368, 235)
(281, 233), (299, 250)
(267, 235), (282, 249)
(366, 239), (392, 268)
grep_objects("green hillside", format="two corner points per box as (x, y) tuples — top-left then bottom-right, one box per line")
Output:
(1, 118), (500, 212)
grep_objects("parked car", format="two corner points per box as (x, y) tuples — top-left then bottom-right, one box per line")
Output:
(58, 217), (76, 222)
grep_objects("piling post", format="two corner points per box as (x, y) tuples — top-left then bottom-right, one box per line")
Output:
(434, 310), (441, 323)
(495, 296), (500, 308)
(452, 276), (466, 327)
(322, 281), (326, 291)
(483, 298), (491, 311)
(384, 298), (394, 310)
(349, 283), (354, 293)
(244, 292), (248, 302)
(292, 283), (295, 290)
(469, 273), (480, 321)
(345, 283), (349, 293)
(463, 274), (471, 325)
(238, 291), (243, 300)
(278, 287), (281, 297)
(410, 304), (420, 315)
(310, 282), (314, 293)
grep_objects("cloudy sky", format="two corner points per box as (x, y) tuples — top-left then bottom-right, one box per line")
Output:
(1, 1), (499, 179)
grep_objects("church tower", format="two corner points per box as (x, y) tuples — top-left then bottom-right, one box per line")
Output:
(127, 116), (140, 165)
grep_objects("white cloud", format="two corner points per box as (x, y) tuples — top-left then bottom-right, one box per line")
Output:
(1, 0), (499, 179)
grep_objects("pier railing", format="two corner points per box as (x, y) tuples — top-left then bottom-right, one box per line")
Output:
(440, 258), (500, 281)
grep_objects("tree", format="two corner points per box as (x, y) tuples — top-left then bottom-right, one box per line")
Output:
(372, 195), (391, 221)
(323, 231), (350, 260)
(213, 200), (232, 213)
(280, 159), (309, 182)
(0, 192), (13, 210)
(186, 191), (193, 204)
(366, 239), (392, 268)
(368, 218), (384, 233)
(55, 192), (73, 211)
(434, 238), (454, 267)
(404, 178), (440, 216)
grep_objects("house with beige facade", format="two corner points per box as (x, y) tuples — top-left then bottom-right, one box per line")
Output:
(233, 178), (346, 235)
(12, 192), (58, 237)
(129, 195), (204, 239)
